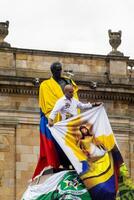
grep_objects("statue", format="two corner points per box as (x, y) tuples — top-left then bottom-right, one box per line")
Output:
(108, 29), (124, 56)
(32, 62), (79, 180)
(0, 21), (11, 47)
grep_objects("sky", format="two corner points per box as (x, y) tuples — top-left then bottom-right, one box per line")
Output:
(0, 0), (134, 58)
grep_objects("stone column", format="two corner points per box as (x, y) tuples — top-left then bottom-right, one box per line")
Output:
(0, 125), (16, 200)
(130, 128), (134, 181)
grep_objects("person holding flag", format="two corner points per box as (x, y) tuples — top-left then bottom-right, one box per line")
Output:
(48, 84), (101, 126)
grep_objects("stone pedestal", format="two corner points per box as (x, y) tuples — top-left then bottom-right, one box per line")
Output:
(0, 52), (15, 76)
(108, 56), (129, 84)
(0, 126), (16, 200)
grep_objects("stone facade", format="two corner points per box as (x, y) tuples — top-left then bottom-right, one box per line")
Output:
(0, 47), (134, 200)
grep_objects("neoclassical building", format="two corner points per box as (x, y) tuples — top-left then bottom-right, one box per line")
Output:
(0, 22), (134, 200)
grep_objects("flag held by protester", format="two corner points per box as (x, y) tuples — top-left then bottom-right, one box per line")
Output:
(27, 105), (134, 200)
(49, 105), (134, 200)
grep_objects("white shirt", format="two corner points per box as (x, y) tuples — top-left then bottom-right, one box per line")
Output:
(49, 96), (92, 121)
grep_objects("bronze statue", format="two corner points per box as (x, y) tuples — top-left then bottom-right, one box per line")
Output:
(50, 62), (72, 91)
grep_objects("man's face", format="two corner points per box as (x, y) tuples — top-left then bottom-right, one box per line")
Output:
(65, 87), (74, 99)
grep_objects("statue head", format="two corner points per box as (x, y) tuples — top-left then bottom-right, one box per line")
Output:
(50, 62), (62, 80)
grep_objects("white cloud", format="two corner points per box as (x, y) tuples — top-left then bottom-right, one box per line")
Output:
(0, 0), (134, 58)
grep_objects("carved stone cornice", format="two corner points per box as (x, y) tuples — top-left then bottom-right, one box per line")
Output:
(0, 84), (134, 103)
(0, 46), (108, 59)
(0, 110), (40, 125)
(0, 85), (38, 96)
(79, 90), (134, 103)
(0, 75), (133, 102)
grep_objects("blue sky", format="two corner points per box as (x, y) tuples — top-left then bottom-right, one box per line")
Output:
(0, 0), (134, 58)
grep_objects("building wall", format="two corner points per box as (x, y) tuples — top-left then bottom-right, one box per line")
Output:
(0, 47), (134, 200)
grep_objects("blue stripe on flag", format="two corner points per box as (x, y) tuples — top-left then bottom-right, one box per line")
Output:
(89, 175), (116, 200)
(81, 161), (89, 174)
(40, 110), (54, 140)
